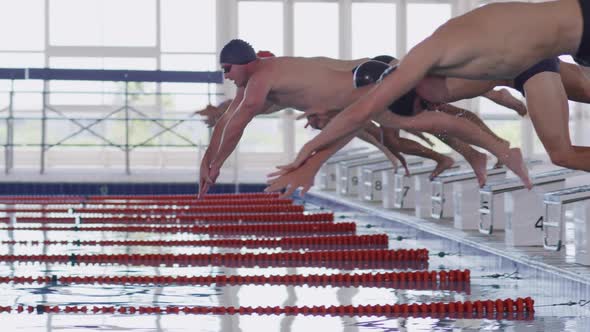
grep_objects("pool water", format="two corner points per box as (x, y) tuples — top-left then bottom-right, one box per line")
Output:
(0, 195), (589, 331)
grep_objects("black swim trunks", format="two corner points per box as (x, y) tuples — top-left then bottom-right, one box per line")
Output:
(376, 65), (417, 116)
(387, 89), (418, 116)
(352, 59), (417, 116)
(513, 58), (560, 96)
(574, 0), (590, 66)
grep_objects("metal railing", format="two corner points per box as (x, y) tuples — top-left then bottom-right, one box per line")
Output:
(0, 67), (223, 175)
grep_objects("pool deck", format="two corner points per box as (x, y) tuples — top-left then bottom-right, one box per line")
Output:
(306, 187), (590, 287)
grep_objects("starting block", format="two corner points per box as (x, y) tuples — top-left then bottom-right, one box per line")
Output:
(392, 162), (460, 215)
(318, 149), (377, 190)
(361, 161), (395, 202)
(381, 157), (425, 209)
(479, 168), (579, 246)
(542, 185), (590, 253)
(338, 155), (389, 196)
(431, 167), (507, 220)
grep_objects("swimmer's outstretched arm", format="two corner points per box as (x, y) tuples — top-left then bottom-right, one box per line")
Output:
(266, 131), (358, 198)
(210, 75), (273, 173)
(199, 89), (245, 197)
(198, 74), (272, 197)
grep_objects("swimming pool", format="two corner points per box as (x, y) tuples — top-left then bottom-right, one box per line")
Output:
(0, 191), (587, 331)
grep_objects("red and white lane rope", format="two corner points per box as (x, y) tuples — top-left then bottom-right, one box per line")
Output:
(1, 212), (334, 225)
(0, 222), (356, 235)
(0, 192), (280, 202)
(0, 297), (534, 318)
(87, 192), (280, 201)
(0, 249), (429, 269)
(0, 270), (469, 291)
(0, 234), (387, 249)
(0, 198), (294, 211)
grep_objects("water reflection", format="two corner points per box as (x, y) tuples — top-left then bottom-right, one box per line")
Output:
(337, 285), (359, 332)
(219, 266), (242, 332)
(280, 267), (297, 332)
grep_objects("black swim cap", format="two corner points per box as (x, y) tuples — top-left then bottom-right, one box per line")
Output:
(353, 60), (396, 88)
(220, 39), (257, 65)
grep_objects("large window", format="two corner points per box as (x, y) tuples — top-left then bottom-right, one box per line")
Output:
(50, 0), (157, 47)
(0, 54), (45, 111)
(239, 1), (284, 56)
(240, 117), (283, 153)
(406, 3), (451, 51)
(0, 0), (45, 51)
(0, 0), (249, 171)
(486, 120), (522, 149)
(352, 2), (397, 59)
(294, 2), (339, 58)
(160, 57), (216, 114)
(161, 0), (216, 53)
(0, 53), (45, 68)
(161, 0), (217, 113)
(48, 57), (158, 105)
